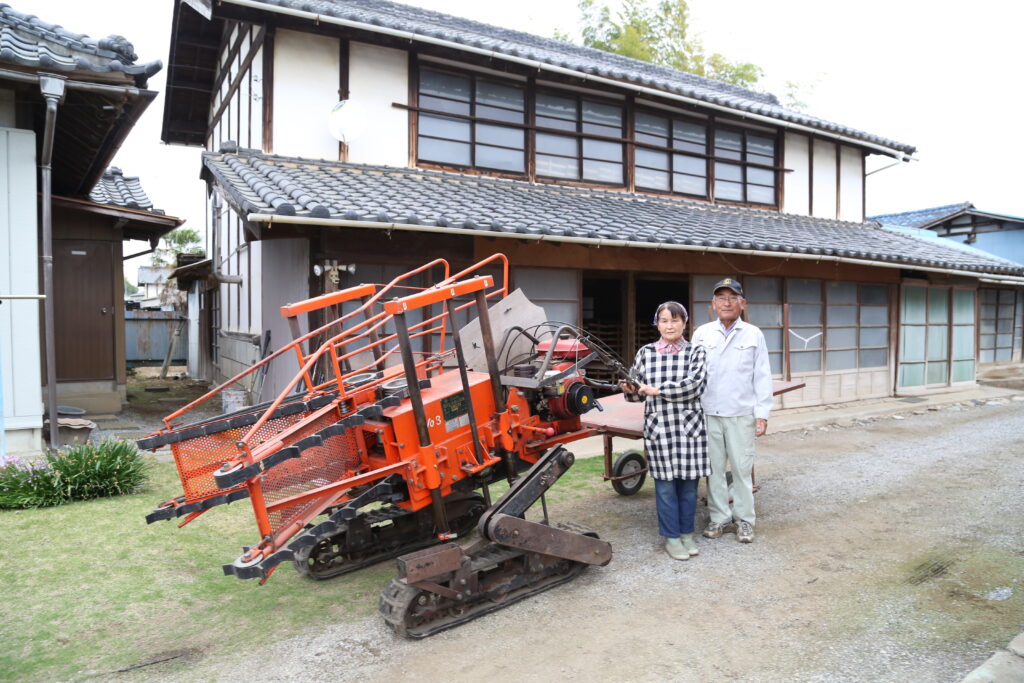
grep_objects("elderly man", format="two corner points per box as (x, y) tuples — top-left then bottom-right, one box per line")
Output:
(691, 278), (773, 543)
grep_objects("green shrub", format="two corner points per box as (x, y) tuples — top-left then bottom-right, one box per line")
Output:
(0, 440), (148, 509)
(0, 457), (62, 509)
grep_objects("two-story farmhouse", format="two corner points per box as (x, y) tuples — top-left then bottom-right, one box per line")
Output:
(163, 0), (1024, 407)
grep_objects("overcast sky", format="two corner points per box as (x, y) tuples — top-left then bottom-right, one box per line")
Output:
(29, 0), (1024, 281)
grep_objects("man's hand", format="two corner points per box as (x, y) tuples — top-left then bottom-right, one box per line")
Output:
(755, 418), (768, 437)
(618, 380), (639, 394)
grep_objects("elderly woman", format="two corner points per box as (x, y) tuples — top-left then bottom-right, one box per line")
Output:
(620, 301), (709, 561)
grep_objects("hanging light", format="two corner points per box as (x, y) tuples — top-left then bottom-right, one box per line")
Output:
(327, 100), (367, 144)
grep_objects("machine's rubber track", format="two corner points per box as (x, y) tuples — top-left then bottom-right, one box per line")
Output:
(293, 493), (487, 580)
(378, 527), (598, 639)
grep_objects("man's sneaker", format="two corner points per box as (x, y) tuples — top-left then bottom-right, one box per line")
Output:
(665, 536), (689, 560)
(680, 533), (699, 556)
(703, 521), (733, 539)
(736, 520), (755, 543)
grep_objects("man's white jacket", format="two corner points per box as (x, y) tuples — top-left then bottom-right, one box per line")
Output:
(692, 318), (773, 420)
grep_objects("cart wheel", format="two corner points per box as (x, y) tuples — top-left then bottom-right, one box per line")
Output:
(611, 450), (647, 496)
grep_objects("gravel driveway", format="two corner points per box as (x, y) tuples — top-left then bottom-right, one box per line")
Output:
(139, 398), (1024, 682)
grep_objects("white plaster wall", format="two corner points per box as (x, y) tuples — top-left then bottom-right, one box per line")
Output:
(346, 41), (409, 166)
(186, 287), (200, 377)
(224, 212), (237, 332)
(260, 238), (310, 401)
(1, 128), (43, 455)
(811, 139), (838, 219)
(783, 132), (810, 216)
(249, 239), (263, 336)
(273, 28), (340, 160)
(250, 44), (264, 150)
(238, 242), (253, 334)
(839, 145), (864, 222)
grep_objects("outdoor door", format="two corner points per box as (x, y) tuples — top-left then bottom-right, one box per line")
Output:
(898, 285), (976, 389)
(54, 240), (115, 381)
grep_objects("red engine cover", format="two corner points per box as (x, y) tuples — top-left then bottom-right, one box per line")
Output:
(536, 338), (590, 359)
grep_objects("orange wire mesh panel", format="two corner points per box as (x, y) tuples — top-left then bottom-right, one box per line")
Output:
(251, 409), (356, 543)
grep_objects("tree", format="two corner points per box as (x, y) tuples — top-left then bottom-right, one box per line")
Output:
(149, 227), (203, 311)
(564, 0), (763, 90)
(151, 227), (203, 267)
(123, 276), (138, 295)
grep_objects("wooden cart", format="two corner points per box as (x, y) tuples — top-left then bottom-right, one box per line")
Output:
(581, 380), (806, 495)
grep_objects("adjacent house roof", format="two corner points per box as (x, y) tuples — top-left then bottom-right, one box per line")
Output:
(871, 203), (1024, 236)
(166, 0), (914, 156)
(202, 149), (1023, 277)
(0, 3), (161, 87)
(89, 167), (163, 213)
(0, 4), (160, 196)
(50, 168), (182, 243)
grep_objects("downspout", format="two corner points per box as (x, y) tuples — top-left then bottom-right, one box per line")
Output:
(39, 74), (66, 449)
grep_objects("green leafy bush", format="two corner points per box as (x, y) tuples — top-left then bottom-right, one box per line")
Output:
(0, 457), (62, 509)
(0, 440), (148, 509)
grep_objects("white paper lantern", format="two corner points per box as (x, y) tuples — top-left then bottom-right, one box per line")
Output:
(327, 100), (367, 144)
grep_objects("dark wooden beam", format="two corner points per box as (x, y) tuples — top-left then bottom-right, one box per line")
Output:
(209, 26), (267, 132)
(208, 21), (248, 101)
(263, 26), (275, 154)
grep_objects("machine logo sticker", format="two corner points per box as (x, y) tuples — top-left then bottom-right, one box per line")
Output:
(441, 392), (471, 432)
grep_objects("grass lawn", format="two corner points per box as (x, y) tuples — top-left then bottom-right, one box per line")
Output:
(0, 453), (616, 680)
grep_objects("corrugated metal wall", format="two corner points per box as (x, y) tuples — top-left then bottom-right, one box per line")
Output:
(125, 310), (188, 366)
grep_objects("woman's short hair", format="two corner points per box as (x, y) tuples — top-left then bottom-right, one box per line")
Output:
(653, 300), (688, 325)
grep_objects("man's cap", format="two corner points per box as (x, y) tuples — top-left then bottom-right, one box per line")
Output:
(713, 278), (744, 297)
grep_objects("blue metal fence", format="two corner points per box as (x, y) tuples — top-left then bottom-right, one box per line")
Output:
(125, 310), (188, 367)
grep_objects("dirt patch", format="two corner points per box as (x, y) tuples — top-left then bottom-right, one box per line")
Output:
(90, 369), (220, 444)
(127, 399), (1024, 682)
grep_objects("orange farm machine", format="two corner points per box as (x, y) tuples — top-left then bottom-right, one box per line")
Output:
(138, 254), (642, 637)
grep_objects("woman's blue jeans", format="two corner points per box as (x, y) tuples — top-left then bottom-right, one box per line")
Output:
(654, 477), (699, 538)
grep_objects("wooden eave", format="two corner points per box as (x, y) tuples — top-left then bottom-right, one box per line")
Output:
(51, 195), (184, 242)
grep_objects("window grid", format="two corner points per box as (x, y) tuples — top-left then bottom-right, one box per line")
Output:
(979, 288), (1018, 363)
(534, 90), (625, 184)
(417, 68), (527, 174)
(414, 65), (779, 206)
(825, 282), (890, 372)
(899, 286), (962, 388)
(786, 279), (823, 374)
(952, 288), (976, 382)
(743, 276), (783, 376)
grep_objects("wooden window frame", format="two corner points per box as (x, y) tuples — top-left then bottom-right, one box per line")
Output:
(710, 122), (779, 207)
(409, 62), (782, 205)
(979, 287), (1016, 363)
(533, 87), (626, 187)
(951, 286), (977, 382)
(742, 276), (785, 377)
(785, 278), (824, 375)
(824, 282), (890, 373)
(633, 108), (710, 200)
(415, 66), (529, 177)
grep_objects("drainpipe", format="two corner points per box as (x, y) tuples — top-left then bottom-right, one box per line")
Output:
(40, 74), (66, 449)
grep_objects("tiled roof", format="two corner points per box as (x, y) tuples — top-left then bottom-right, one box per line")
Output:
(228, 0), (915, 156)
(202, 149), (1023, 276)
(870, 203), (973, 229)
(880, 225), (1024, 269)
(89, 167), (163, 213)
(0, 3), (161, 86)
